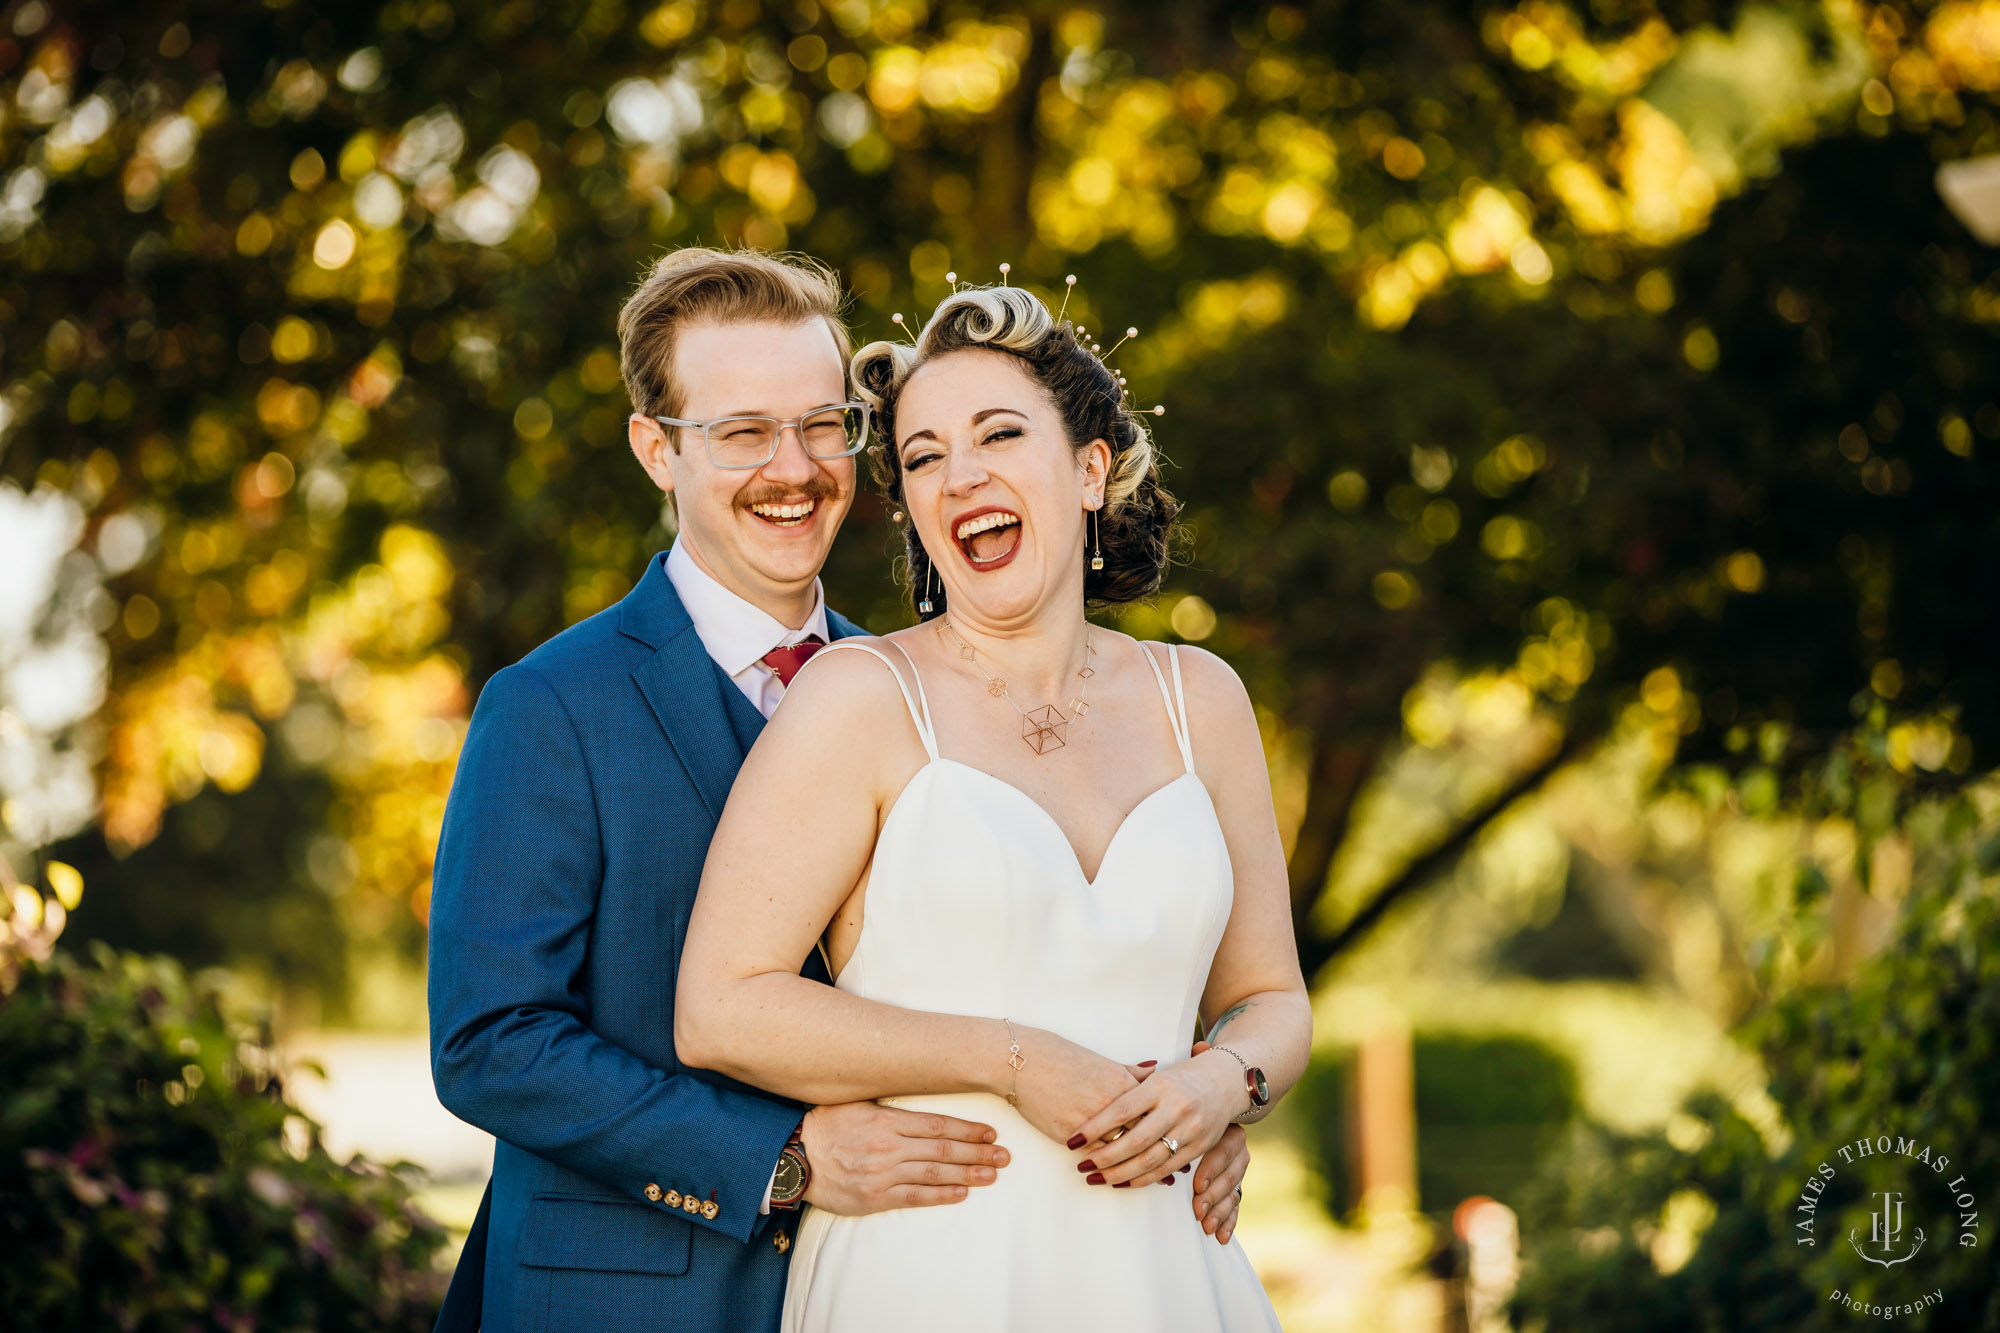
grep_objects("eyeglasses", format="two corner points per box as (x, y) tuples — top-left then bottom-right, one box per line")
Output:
(645, 402), (872, 471)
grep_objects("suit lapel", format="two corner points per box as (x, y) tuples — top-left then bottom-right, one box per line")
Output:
(622, 556), (747, 824)
(620, 553), (872, 823)
(632, 629), (748, 825)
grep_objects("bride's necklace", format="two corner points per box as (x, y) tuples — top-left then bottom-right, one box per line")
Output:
(934, 619), (1098, 756)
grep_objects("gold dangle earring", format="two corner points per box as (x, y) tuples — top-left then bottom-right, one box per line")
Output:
(1089, 508), (1104, 572)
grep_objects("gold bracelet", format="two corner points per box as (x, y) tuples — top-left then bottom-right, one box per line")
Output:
(1002, 1018), (1026, 1105)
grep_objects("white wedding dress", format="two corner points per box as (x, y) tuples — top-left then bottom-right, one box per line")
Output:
(779, 641), (1282, 1333)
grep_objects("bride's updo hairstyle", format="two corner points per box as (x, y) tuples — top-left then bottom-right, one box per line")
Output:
(852, 284), (1179, 621)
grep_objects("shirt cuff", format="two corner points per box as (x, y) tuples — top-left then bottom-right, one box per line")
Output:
(762, 1162), (776, 1215)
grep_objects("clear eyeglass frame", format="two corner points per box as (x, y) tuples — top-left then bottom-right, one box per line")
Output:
(644, 402), (872, 471)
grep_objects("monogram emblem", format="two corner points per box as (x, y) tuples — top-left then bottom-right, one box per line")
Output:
(1850, 1190), (1926, 1268)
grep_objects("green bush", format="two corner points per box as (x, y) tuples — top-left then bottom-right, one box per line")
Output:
(1416, 1034), (1579, 1213)
(0, 943), (446, 1330)
(1513, 781), (2000, 1332)
(1291, 1033), (1578, 1217)
(1286, 1050), (1354, 1214)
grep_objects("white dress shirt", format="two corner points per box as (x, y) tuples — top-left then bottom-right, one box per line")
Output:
(665, 540), (830, 720)
(663, 540), (826, 1212)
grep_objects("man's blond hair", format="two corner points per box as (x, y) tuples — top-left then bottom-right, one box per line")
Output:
(617, 247), (851, 435)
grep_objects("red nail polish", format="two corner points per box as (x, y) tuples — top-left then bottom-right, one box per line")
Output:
(1163, 1175), (1176, 1186)
(1138, 1060), (1157, 1067)
(1066, 1134), (1086, 1150)
(1112, 1181), (1131, 1189)
(1086, 1172), (1106, 1185)
(1180, 1164), (1191, 1173)
(1076, 1160), (1096, 1172)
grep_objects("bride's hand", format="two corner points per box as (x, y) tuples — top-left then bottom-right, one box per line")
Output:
(1067, 1049), (1244, 1188)
(1004, 1025), (1155, 1150)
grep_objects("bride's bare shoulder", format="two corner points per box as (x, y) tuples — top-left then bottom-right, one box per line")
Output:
(1128, 639), (1257, 747)
(773, 636), (925, 727)
(1125, 638), (1246, 698)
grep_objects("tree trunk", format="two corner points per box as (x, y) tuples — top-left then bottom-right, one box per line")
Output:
(1295, 725), (1598, 983)
(1286, 734), (1382, 950)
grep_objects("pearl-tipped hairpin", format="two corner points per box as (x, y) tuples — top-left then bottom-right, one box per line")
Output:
(887, 272), (1167, 423)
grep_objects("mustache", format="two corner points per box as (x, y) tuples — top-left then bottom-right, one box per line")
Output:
(735, 475), (843, 509)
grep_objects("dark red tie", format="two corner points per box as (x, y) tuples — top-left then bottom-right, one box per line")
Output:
(761, 635), (826, 688)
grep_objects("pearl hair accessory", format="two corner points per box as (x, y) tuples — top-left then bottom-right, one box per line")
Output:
(891, 262), (1166, 419)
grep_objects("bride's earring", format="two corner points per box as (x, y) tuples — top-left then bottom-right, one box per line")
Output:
(1089, 507), (1104, 572)
(917, 553), (936, 615)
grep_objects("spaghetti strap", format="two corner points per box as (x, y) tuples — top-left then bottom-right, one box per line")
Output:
(1168, 645), (1193, 765)
(1140, 644), (1196, 774)
(804, 641), (939, 761)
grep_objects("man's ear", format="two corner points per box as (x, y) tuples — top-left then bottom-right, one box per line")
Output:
(629, 414), (678, 497)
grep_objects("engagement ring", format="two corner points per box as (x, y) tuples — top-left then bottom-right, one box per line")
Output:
(1161, 1136), (1180, 1154)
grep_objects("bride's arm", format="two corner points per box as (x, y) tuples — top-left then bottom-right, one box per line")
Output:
(1184, 644), (1314, 1121)
(1069, 645), (1313, 1186)
(675, 647), (1145, 1137)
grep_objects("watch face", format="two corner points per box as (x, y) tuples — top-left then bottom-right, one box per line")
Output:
(773, 1149), (807, 1202)
(1248, 1067), (1270, 1107)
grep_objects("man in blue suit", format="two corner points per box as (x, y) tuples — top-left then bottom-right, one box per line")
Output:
(428, 248), (1250, 1331)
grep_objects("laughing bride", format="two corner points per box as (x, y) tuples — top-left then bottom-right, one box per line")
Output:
(675, 281), (1312, 1331)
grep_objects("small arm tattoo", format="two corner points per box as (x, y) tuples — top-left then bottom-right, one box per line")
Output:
(1203, 1000), (1254, 1045)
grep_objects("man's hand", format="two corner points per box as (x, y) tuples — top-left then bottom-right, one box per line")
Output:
(798, 1101), (1009, 1215)
(1190, 1123), (1248, 1244)
(1186, 1039), (1248, 1244)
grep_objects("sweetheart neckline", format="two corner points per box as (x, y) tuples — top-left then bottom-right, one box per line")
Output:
(904, 758), (1208, 889)
(827, 758), (1225, 988)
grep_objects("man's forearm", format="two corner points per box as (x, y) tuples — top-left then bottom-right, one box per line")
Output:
(433, 1000), (802, 1241)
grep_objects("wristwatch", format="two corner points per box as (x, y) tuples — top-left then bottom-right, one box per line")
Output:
(1213, 1045), (1270, 1111)
(771, 1126), (812, 1211)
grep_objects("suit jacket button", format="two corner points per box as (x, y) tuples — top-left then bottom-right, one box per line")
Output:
(701, 1199), (720, 1220)
(644, 1183), (663, 1202)
(664, 1189), (682, 1208)
(774, 1230), (791, 1255)
(682, 1194), (701, 1214)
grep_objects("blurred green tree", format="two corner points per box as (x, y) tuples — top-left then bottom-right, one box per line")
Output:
(0, 0), (1992, 1001)
(1511, 750), (2000, 1331)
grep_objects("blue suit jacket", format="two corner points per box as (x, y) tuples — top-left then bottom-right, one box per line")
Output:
(429, 552), (864, 1333)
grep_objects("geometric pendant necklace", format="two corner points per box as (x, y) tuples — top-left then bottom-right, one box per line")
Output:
(933, 618), (1098, 756)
